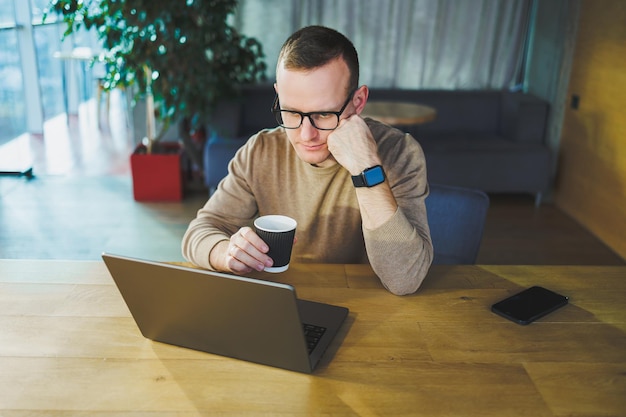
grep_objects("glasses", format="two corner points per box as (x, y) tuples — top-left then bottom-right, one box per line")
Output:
(271, 90), (356, 131)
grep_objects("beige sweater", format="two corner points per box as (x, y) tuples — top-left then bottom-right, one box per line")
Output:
(182, 119), (433, 295)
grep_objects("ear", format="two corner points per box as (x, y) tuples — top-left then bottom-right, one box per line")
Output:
(353, 85), (369, 114)
(274, 82), (278, 94)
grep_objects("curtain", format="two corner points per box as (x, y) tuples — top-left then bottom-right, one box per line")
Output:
(234, 0), (531, 89)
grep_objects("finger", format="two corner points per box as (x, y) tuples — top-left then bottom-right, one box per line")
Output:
(240, 227), (270, 254)
(225, 243), (255, 274)
(228, 228), (271, 272)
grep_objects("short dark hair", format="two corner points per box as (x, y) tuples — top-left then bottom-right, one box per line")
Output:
(277, 26), (359, 94)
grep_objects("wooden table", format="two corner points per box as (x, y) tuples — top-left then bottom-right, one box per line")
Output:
(1, 260), (625, 416)
(362, 101), (436, 125)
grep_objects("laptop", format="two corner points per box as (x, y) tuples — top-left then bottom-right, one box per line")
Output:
(102, 253), (349, 373)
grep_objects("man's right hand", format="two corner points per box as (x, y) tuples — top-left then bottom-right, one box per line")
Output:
(209, 227), (273, 274)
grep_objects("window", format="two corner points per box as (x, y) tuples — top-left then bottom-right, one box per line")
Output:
(0, 0), (26, 146)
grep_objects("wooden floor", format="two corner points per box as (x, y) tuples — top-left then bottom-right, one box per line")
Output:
(0, 96), (623, 265)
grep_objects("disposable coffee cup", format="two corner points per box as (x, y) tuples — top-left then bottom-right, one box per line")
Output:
(253, 215), (297, 273)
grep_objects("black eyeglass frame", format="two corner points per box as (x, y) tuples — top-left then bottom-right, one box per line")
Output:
(271, 89), (357, 131)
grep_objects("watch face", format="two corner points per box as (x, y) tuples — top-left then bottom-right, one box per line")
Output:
(364, 166), (385, 186)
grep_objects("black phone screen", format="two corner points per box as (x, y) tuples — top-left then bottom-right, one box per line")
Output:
(491, 286), (568, 325)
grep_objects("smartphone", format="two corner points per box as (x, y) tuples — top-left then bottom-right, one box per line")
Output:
(491, 286), (568, 325)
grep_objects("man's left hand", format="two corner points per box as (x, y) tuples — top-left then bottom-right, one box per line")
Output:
(327, 115), (381, 175)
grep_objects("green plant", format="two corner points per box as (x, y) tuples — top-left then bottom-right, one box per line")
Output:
(45, 0), (266, 167)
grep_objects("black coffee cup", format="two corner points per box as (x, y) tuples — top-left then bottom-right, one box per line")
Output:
(253, 215), (297, 273)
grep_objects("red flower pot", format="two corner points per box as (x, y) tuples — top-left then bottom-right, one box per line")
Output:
(130, 143), (183, 201)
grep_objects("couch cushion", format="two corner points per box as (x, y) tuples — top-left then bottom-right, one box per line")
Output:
(500, 92), (550, 145)
(421, 135), (552, 193)
(238, 84), (278, 137)
(419, 134), (530, 152)
(368, 89), (502, 134)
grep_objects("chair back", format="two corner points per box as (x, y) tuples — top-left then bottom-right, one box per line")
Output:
(425, 184), (490, 264)
(203, 134), (244, 193)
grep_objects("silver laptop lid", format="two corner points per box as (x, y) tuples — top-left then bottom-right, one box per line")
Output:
(102, 253), (315, 373)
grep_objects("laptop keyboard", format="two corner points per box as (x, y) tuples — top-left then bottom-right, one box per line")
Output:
(303, 323), (327, 353)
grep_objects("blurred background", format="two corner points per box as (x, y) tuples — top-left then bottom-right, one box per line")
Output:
(0, 0), (623, 264)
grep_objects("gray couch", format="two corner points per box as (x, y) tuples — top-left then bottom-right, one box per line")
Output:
(368, 89), (551, 204)
(203, 84), (277, 192)
(204, 85), (551, 202)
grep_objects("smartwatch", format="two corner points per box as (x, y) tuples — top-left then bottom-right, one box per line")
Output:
(351, 165), (386, 188)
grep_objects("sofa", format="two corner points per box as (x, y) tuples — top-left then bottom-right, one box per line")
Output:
(203, 84), (277, 192)
(368, 89), (551, 204)
(204, 84), (551, 203)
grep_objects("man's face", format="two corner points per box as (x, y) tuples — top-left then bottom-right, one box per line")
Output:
(274, 58), (354, 168)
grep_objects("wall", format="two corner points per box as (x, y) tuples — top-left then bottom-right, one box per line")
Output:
(554, 0), (626, 259)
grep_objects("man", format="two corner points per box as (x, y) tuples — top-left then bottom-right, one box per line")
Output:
(182, 25), (432, 295)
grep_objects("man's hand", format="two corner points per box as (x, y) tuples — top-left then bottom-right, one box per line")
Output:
(326, 114), (381, 175)
(327, 114), (398, 230)
(210, 227), (273, 274)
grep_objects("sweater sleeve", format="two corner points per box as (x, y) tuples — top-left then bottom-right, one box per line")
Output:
(181, 136), (260, 270)
(362, 124), (433, 295)
(363, 207), (432, 295)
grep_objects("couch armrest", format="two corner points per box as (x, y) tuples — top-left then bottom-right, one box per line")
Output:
(500, 92), (549, 145)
